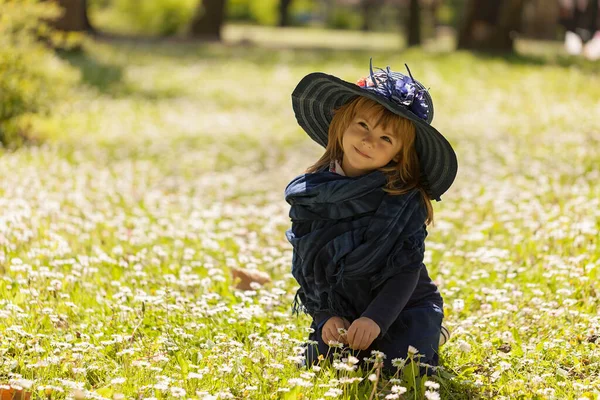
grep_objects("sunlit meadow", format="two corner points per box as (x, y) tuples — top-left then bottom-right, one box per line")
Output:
(1, 29), (599, 399)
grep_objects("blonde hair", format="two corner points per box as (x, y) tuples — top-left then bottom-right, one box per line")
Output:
(305, 96), (434, 225)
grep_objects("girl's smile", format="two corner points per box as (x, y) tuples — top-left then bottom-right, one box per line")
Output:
(341, 113), (402, 177)
(354, 146), (370, 158)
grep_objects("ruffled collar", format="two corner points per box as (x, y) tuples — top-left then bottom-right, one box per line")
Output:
(329, 159), (346, 176)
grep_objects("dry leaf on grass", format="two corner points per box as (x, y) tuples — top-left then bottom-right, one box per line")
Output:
(0, 388), (32, 400)
(230, 267), (272, 290)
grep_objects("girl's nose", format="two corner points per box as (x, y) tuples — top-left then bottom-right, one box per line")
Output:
(361, 136), (374, 147)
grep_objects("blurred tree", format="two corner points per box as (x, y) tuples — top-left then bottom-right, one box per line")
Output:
(49, 0), (94, 32)
(522, 0), (559, 40)
(279, 0), (293, 26)
(0, 0), (79, 147)
(457, 0), (526, 52)
(322, 0), (334, 24)
(86, 0), (198, 37)
(437, 0), (467, 29)
(361, 0), (382, 31)
(190, 0), (227, 40)
(406, 0), (421, 45)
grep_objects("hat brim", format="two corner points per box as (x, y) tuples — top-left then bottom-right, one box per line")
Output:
(291, 72), (458, 201)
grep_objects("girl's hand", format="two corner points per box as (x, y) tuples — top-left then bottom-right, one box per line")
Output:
(347, 317), (381, 350)
(322, 316), (351, 346)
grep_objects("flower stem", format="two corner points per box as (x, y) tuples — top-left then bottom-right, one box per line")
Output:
(367, 362), (381, 400)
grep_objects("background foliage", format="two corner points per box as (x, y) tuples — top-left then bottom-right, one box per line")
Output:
(0, 0), (79, 147)
(89, 0), (199, 36)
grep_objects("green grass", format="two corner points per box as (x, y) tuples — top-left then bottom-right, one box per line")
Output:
(1, 26), (599, 399)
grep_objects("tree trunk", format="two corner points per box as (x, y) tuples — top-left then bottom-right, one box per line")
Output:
(406, 0), (421, 46)
(50, 0), (93, 32)
(82, 0), (94, 32)
(522, 0), (559, 40)
(190, 0), (227, 41)
(322, 0), (334, 27)
(361, 0), (371, 31)
(457, 0), (526, 52)
(279, 0), (293, 27)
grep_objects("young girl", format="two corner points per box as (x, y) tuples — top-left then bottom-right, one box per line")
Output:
(284, 60), (458, 375)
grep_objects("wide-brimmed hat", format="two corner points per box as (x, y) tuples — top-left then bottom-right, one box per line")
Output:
(291, 59), (458, 201)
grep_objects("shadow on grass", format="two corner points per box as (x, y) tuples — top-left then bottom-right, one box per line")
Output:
(88, 31), (599, 76)
(92, 35), (403, 65)
(56, 48), (123, 93)
(434, 364), (487, 400)
(468, 50), (600, 74)
(55, 47), (181, 100)
(303, 358), (485, 400)
(55, 30), (598, 106)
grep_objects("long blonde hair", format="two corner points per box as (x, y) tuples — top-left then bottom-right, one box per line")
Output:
(305, 96), (434, 225)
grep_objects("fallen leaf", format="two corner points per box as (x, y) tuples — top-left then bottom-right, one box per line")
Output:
(497, 343), (512, 353)
(231, 267), (272, 290)
(0, 388), (32, 400)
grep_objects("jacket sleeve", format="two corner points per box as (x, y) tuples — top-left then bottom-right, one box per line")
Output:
(360, 267), (420, 338)
(361, 226), (426, 338)
(315, 311), (334, 331)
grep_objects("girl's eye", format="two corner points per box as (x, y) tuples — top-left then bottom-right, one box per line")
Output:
(359, 122), (368, 129)
(382, 136), (392, 143)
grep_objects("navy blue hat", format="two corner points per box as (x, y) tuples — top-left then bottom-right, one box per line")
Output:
(291, 60), (458, 201)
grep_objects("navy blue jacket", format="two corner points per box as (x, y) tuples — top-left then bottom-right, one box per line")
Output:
(285, 167), (443, 339)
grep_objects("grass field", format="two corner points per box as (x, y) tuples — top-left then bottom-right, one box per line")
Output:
(1, 25), (599, 399)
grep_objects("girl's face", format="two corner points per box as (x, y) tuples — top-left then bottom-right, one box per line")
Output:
(340, 112), (402, 177)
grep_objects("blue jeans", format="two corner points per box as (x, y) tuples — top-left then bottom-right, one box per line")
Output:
(302, 304), (444, 376)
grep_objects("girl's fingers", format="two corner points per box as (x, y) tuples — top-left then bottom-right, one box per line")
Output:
(361, 331), (374, 350)
(358, 331), (368, 350)
(355, 333), (364, 350)
(333, 328), (342, 343)
(339, 331), (348, 345)
(328, 327), (337, 343)
(352, 330), (365, 350)
(332, 327), (346, 344)
(321, 329), (330, 345)
(327, 328), (337, 340)
(346, 325), (356, 346)
(333, 322), (346, 343)
(324, 327), (338, 346)
(342, 331), (349, 344)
